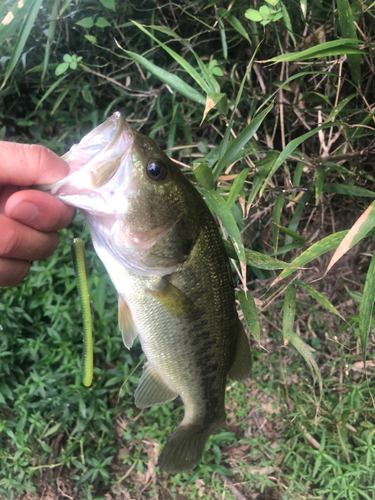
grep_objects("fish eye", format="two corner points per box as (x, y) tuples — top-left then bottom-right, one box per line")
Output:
(146, 160), (167, 181)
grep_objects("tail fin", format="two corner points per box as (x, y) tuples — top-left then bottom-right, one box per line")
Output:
(158, 424), (211, 473)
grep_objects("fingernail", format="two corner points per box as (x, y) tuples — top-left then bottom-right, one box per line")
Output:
(9, 201), (39, 223)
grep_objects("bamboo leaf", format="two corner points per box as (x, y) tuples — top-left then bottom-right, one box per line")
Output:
(275, 224), (306, 244)
(193, 163), (215, 190)
(337, 0), (361, 85)
(1, 0), (44, 90)
(295, 279), (346, 321)
(272, 230), (349, 285)
(283, 284), (296, 344)
(359, 252), (375, 361)
(285, 190), (311, 245)
(323, 183), (375, 198)
(272, 193), (285, 252)
(266, 38), (362, 63)
(202, 189), (246, 264)
(119, 48), (205, 105)
(217, 8), (251, 44)
(227, 168), (250, 208)
(324, 94), (357, 123)
(325, 202), (375, 275)
(201, 93), (228, 124)
(223, 240), (291, 270)
(0, 0), (30, 48)
(237, 291), (260, 342)
(290, 332), (322, 394)
(214, 104), (273, 177)
(315, 166), (325, 205)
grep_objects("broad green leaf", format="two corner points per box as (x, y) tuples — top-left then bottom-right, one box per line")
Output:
(275, 224), (306, 244)
(120, 49), (205, 105)
(101, 0), (116, 11)
(290, 332), (322, 394)
(227, 168), (250, 208)
(55, 62), (69, 76)
(1, 0), (43, 90)
(245, 9), (263, 22)
(132, 22), (210, 94)
(315, 166), (325, 204)
(237, 291), (260, 342)
(359, 252), (375, 361)
(202, 190), (246, 263)
(337, 0), (361, 85)
(266, 38), (362, 62)
(260, 123), (340, 197)
(76, 17), (94, 28)
(295, 279), (345, 321)
(214, 104), (273, 177)
(223, 240), (291, 270)
(326, 202), (375, 275)
(323, 183), (375, 198)
(85, 35), (97, 44)
(272, 230), (349, 285)
(95, 17), (111, 28)
(193, 163), (215, 190)
(272, 193), (285, 252)
(217, 8), (251, 44)
(283, 284), (296, 344)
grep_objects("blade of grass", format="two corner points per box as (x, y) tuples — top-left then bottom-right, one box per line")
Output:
(41, 0), (60, 82)
(1, 0), (44, 90)
(337, 0), (361, 85)
(227, 168), (250, 208)
(290, 332), (322, 395)
(295, 279), (346, 321)
(283, 284), (296, 344)
(272, 193), (285, 253)
(359, 253), (375, 361)
(237, 290), (260, 342)
(223, 239), (291, 270)
(323, 183), (375, 198)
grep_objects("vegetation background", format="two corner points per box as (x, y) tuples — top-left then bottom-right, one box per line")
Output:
(0, 0), (375, 498)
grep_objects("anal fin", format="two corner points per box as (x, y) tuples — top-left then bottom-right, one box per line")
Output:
(135, 363), (177, 409)
(228, 321), (252, 382)
(118, 296), (138, 349)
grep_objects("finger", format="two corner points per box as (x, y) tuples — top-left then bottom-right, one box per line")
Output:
(0, 257), (30, 287)
(0, 142), (70, 186)
(0, 214), (60, 261)
(5, 190), (76, 231)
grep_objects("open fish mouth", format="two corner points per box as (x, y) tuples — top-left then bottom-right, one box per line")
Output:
(37, 112), (136, 215)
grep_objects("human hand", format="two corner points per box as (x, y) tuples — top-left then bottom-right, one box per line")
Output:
(0, 142), (76, 287)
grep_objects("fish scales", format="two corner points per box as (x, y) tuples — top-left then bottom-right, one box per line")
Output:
(38, 112), (252, 473)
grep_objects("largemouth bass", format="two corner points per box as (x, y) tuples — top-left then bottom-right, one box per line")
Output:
(41, 112), (251, 473)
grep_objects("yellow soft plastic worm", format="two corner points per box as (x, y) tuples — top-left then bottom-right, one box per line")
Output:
(72, 238), (93, 387)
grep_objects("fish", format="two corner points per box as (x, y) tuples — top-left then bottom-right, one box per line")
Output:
(40, 112), (251, 473)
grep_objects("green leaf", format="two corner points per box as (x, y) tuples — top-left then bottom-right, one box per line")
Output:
(267, 39), (362, 62)
(248, 154), (277, 205)
(283, 284), (296, 343)
(290, 332), (322, 394)
(193, 163), (215, 190)
(101, 0), (116, 11)
(76, 17), (94, 28)
(121, 49), (205, 105)
(279, 1), (296, 46)
(95, 17), (111, 28)
(63, 53), (72, 63)
(223, 240), (291, 270)
(1, 0), (44, 90)
(323, 183), (375, 198)
(41, 0), (60, 82)
(275, 224), (306, 244)
(131, 22), (210, 94)
(217, 8), (251, 44)
(259, 5), (271, 18)
(0, 0), (29, 48)
(55, 62), (69, 76)
(245, 9), (263, 22)
(201, 93), (228, 123)
(272, 193), (285, 252)
(273, 230), (348, 285)
(227, 168), (250, 208)
(85, 35), (97, 44)
(315, 166), (325, 204)
(36, 74), (68, 108)
(337, 0), (361, 85)
(214, 104), (273, 177)
(359, 252), (375, 361)
(201, 189), (246, 264)
(295, 279), (345, 321)
(237, 291), (260, 342)
(324, 94), (356, 122)
(285, 190), (310, 245)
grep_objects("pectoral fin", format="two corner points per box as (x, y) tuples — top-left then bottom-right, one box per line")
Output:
(147, 279), (198, 318)
(118, 296), (138, 349)
(228, 321), (252, 382)
(135, 363), (178, 408)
